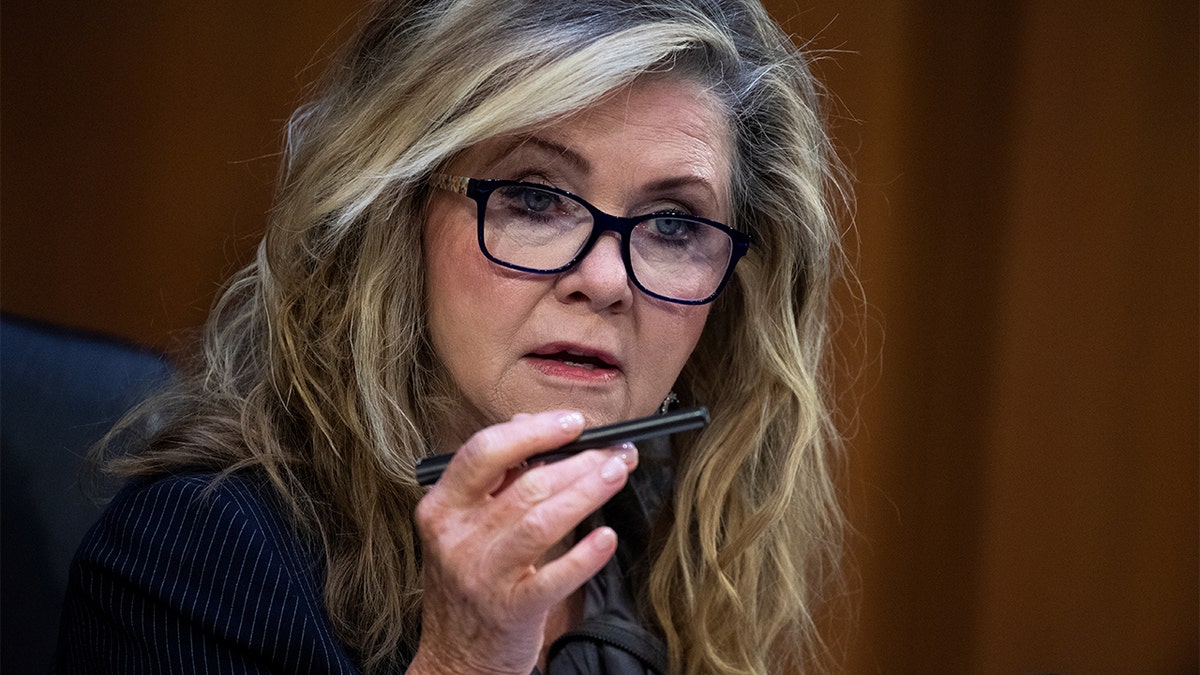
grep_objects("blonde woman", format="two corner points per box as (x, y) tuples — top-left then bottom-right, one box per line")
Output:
(58, 0), (848, 673)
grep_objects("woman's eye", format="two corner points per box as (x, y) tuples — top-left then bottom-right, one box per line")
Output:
(498, 186), (557, 213)
(521, 188), (554, 212)
(653, 217), (693, 237)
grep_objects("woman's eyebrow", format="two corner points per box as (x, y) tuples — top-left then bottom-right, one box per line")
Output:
(497, 135), (591, 174)
(644, 174), (717, 195)
(642, 175), (721, 209)
(491, 136), (721, 208)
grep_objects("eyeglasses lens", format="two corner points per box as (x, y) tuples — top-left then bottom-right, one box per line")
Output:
(482, 184), (732, 303)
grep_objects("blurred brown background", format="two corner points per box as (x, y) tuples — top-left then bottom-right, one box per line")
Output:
(3, 1), (1196, 672)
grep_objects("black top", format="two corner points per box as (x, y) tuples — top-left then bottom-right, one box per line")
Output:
(57, 458), (672, 674)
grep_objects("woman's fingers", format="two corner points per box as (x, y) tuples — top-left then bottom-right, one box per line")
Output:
(413, 411), (642, 665)
(420, 445), (637, 574)
(502, 442), (637, 511)
(525, 526), (619, 602)
(485, 448), (637, 570)
(437, 410), (586, 500)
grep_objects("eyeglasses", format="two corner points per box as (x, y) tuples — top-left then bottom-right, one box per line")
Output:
(430, 173), (750, 305)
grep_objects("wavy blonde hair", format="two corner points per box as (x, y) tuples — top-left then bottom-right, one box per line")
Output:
(104, 0), (849, 672)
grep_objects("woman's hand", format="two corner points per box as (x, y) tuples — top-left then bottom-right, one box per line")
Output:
(409, 410), (637, 675)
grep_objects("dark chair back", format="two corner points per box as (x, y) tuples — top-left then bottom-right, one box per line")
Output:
(1, 315), (174, 673)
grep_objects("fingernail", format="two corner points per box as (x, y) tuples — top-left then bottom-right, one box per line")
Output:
(592, 526), (617, 551)
(558, 411), (585, 430)
(617, 443), (638, 467)
(600, 455), (628, 482)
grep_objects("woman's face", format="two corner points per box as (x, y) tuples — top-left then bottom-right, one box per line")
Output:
(424, 78), (732, 435)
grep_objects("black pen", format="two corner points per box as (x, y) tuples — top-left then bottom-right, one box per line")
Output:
(415, 406), (709, 486)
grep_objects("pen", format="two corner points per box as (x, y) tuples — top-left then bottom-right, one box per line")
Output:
(415, 406), (709, 486)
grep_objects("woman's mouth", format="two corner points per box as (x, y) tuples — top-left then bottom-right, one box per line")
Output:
(525, 346), (621, 381)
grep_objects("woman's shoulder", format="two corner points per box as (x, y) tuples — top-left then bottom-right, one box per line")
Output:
(77, 469), (321, 593)
(106, 470), (286, 521)
(60, 469), (359, 674)
(93, 471), (296, 549)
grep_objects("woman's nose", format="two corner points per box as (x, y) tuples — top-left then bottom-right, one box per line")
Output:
(553, 232), (634, 311)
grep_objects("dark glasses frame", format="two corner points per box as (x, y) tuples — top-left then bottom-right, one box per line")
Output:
(430, 173), (751, 305)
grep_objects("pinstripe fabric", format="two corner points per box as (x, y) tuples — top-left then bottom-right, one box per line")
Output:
(56, 472), (365, 674)
(57, 464), (671, 674)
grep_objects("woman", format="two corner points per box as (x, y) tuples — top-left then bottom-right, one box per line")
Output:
(58, 0), (848, 673)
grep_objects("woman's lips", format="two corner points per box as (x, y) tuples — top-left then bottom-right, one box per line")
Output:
(525, 344), (622, 382)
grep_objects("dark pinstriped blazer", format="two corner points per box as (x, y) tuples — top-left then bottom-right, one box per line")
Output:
(57, 465), (671, 674)
(57, 472), (367, 674)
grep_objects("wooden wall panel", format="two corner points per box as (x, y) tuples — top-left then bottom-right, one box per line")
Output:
(971, 1), (1199, 671)
(1, 2), (363, 352)
(770, 0), (1198, 672)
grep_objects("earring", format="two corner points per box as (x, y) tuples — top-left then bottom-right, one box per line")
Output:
(658, 391), (679, 415)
